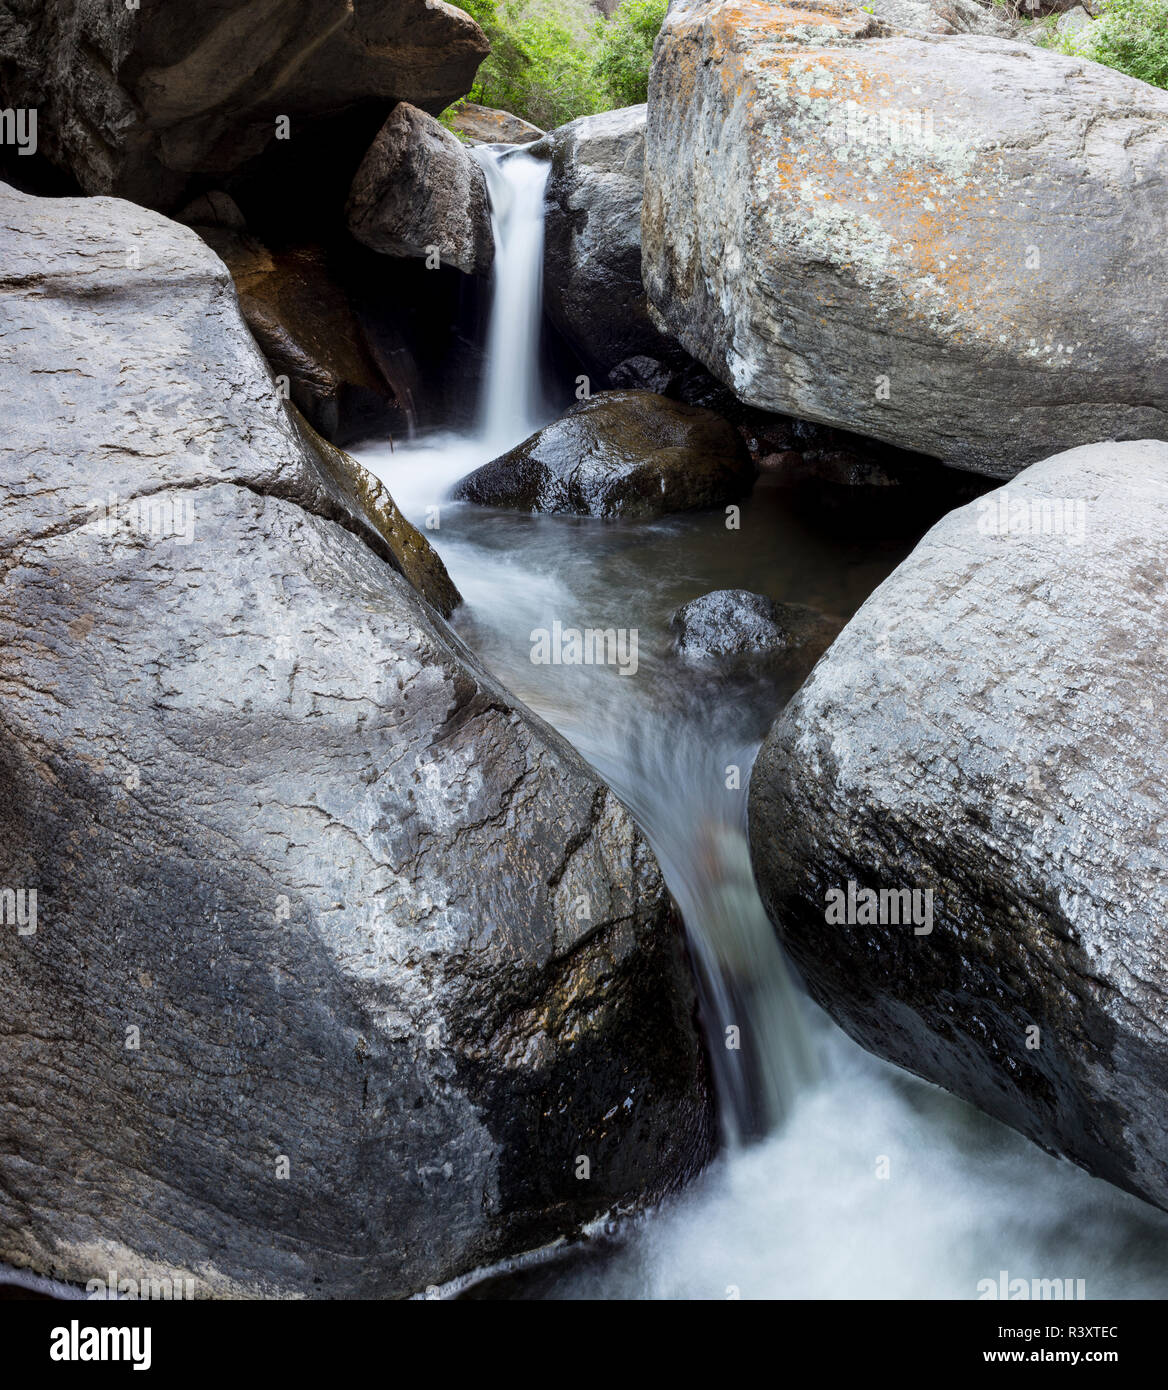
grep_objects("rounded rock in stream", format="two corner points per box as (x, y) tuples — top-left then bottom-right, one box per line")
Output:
(451, 390), (755, 519)
(671, 590), (841, 670)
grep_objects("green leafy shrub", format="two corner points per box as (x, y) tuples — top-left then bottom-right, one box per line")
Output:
(1057, 0), (1168, 89)
(461, 0), (606, 130)
(448, 0), (668, 129)
(592, 0), (669, 107)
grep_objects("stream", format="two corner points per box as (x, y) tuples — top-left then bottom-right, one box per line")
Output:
(355, 144), (1168, 1300)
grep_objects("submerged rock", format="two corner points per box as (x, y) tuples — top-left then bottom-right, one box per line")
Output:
(749, 439), (1168, 1212)
(0, 182), (715, 1297)
(643, 0), (1168, 476)
(347, 102), (494, 275)
(542, 105), (675, 376)
(452, 391), (755, 519)
(0, 0), (489, 209)
(449, 103), (545, 146)
(671, 591), (841, 670)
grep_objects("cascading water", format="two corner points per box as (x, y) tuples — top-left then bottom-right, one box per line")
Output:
(353, 143), (1168, 1298)
(471, 145), (551, 450)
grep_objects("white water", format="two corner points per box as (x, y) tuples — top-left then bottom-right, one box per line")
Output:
(353, 145), (1168, 1299)
(471, 145), (551, 449)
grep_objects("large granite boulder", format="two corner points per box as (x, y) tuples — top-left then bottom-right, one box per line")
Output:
(750, 439), (1168, 1212)
(643, 0), (1168, 477)
(347, 102), (494, 275)
(452, 390), (755, 519)
(0, 182), (714, 1298)
(0, 0), (488, 209)
(542, 105), (676, 377)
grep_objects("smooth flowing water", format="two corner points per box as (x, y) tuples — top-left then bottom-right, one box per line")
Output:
(354, 146), (1168, 1299)
(471, 145), (551, 449)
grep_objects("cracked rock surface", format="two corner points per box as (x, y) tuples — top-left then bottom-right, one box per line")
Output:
(0, 183), (714, 1297)
(750, 440), (1168, 1211)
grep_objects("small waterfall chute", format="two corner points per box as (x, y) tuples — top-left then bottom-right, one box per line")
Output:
(471, 144), (551, 452)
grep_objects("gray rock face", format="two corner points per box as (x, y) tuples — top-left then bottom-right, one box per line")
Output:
(750, 439), (1168, 1212)
(449, 103), (545, 146)
(452, 391), (755, 519)
(347, 102), (495, 275)
(870, 0), (1015, 34)
(0, 0), (489, 210)
(0, 182), (715, 1297)
(643, 0), (1168, 477)
(542, 105), (676, 376)
(1056, 6), (1093, 33)
(671, 591), (841, 668)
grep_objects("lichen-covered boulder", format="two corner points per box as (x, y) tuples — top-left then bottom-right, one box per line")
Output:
(750, 438), (1168, 1212)
(452, 391), (755, 519)
(449, 103), (545, 146)
(643, 0), (1168, 476)
(0, 181), (714, 1298)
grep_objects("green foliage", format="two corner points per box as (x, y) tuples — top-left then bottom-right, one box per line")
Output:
(448, 0), (668, 129)
(1057, 0), (1168, 88)
(462, 0), (605, 130)
(592, 0), (669, 107)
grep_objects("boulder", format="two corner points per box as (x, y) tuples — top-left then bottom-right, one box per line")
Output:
(175, 190), (248, 231)
(870, 0), (1016, 33)
(197, 228), (405, 445)
(671, 591), (841, 669)
(0, 182), (715, 1297)
(749, 438), (1168, 1212)
(1055, 4), (1094, 31)
(452, 390), (755, 519)
(643, 0), (1168, 477)
(449, 103), (545, 146)
(542, 105), (676, 377)
(347, 102), (495, 275)
(0, 0), (489, 210)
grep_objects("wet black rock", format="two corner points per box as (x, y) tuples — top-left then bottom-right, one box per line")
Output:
(610, 355), (676, 395)
(452, 391), (755, 520)
(0, 0), (489, 210)
(541, 105), (677, 376)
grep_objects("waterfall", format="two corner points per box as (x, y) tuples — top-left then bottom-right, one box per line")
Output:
(352, 151), (1168, 1298)
(472, 145), (551, 451)
(362, 140), (817, 1148)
